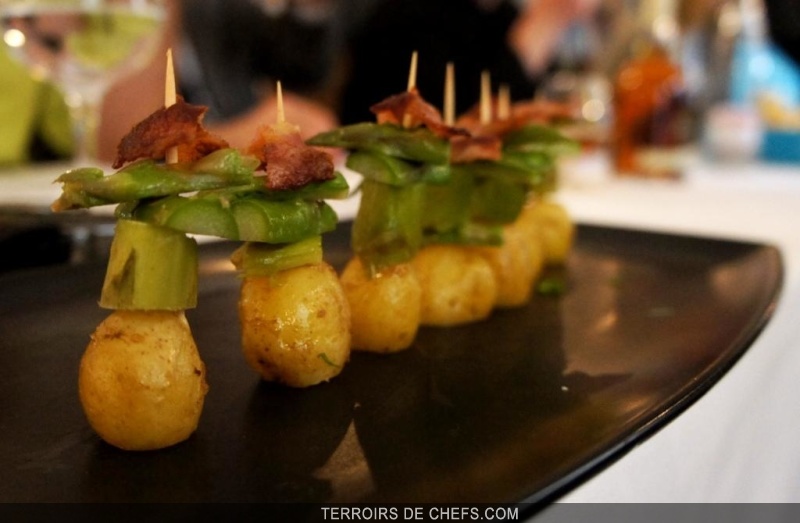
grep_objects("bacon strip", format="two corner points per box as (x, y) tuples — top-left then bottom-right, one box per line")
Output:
(113, 98), (228, 169)
(370, 89), (468, 139)
(450, 134), (502, 164)
(456, 99), (576, 139)
(511, 99), (576, 125)
(247, 122), (335, 191)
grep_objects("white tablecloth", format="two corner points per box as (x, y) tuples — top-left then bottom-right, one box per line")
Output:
(2, 156), (799, 503)
(551, 155), (800, 503)
(0, 162), (109, 216)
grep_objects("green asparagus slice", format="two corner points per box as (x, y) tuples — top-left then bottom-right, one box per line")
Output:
(255, 171), (351, 201)
(100, 219), (198, 311)
(346, 151), (449, 187)
(352, 179), (424, 275)
(126, 195), (239, 239)
(126, 192), (338, 243)
(502, 124), (581, 155)
(52, 148), (259, 211)
(421, 167), (475, 237)
(419, 129), (566, 238)
(229, 197), (337, 243)
(231, 236), (323, 277)
(308, 122), (450, 165)
(469, 176), (529, 225)
(189, 147), (261, 176)
(452, 157), (551, 188)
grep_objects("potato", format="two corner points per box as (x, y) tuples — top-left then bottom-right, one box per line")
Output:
(472, 217), (545, 308)
(79, 310), (208, 451)
(239, 262), (351, 387)
(340, 257), (421, 353)
(519, 198), (575, 265)
(412, 244), (498, 326)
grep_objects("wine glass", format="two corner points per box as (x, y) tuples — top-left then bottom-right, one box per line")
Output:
(0, 0), (166, 165)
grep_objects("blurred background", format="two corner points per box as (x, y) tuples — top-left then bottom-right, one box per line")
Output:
(2, 0), (799, 170)
(2, 2), (800, 506)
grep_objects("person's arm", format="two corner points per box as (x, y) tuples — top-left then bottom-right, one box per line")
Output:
(98, 0), (337, 162)
(97, 0), (179, 163)
(508, 0), (601, 78)
(204, 88), (339, 149)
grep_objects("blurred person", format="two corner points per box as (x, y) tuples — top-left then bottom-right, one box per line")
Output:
(764, 0), (800, 66)
(510, 0), (604, 79)
(59, 0), (605, 162)
(338, 0), (602, 124)
(99, 0), (342, 162)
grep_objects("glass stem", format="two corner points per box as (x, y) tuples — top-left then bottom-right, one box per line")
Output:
(65, 85), (105, 165)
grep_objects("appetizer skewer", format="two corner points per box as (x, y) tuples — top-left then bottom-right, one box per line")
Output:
(412, 66), (499, 325)
(453, 72), (580, 272)
(334, 53), (428, 353)
(54, 46), (576, 450)
(52, 56), (351, 449)
(456, 72), (544, 309)
(310, 54), (579, 342)
(233, 82), (351, 387)
(73, 53), (207, 451)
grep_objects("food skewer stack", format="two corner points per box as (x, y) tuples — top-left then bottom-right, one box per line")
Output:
(334, 51), (434, 354)
(51, 50), (577, 452)
(233, 81), (351, 388)
(451, 69), (578, 308)
(72, 51), (208, 452)
(411, 67), (501, 326)
(310, 53), (579, 348)
(52, 53), (351, 450)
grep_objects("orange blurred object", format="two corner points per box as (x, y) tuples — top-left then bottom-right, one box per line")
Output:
(613, 46), (690, 179)
(611, 0), (691, 179)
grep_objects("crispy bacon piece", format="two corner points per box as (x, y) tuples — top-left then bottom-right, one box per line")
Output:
(113, 98), (228, 169)
(450, 134), (502, 164)
(456, 98), (576, 139)
(370, 89), (468, 139)
(511, 99), (576, 125)
(247, 122), (334, 191)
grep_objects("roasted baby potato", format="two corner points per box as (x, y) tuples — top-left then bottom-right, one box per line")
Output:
(239, 262), (351, 387)
(340, 257), (421, 353)
(79, 310), (208, 451)
(412, 244), (498, 326)
(519, 198), (574, 265)
(472, 216), (545, 308)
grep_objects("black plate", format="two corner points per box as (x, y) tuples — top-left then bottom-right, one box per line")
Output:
(0, 224), (782, 512)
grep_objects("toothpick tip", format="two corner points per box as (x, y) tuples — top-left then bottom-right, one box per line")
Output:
(444, 62), (455, 127)
(407, 51), (419, 92)
(480, 71), (492, 125)
(276, 80), (285, 124)
(165, 48), (179, 163)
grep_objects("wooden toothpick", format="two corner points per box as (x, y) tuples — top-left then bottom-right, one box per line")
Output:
(444, 62), (455, 127)
(276, 80), (285, 124)
(498, 84), (510, 121)
(407, 50), (418, 92)
(402, 51), (418, 128)
(479, 70), (492, 126)
(165, 48), (178, 164)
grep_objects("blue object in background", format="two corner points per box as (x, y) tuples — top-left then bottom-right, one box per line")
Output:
(761, 128), (800, 163)
(730, 37), (800, 163)
(730, 38), (800, 107)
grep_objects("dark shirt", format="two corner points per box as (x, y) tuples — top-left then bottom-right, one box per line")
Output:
(180, 0), (337, 121)
(339, 0), (537, 124)
(765, 0), (800, 66)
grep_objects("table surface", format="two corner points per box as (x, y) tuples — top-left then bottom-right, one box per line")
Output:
(554, 154), (800, 504)
(2, 155), (799, 506)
